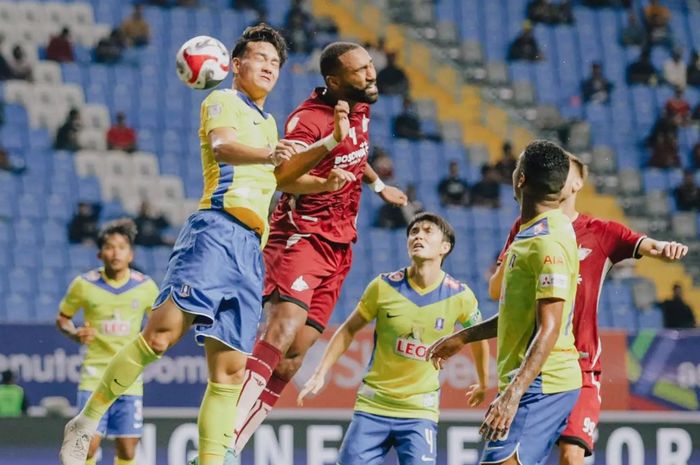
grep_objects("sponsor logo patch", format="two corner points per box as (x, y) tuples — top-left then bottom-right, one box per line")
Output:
(291, 276), (309, 292)
(539, 273), (568, 289)
(395, 337), (429, 361)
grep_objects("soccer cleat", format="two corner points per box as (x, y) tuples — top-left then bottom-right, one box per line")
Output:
(59, 417), (94, 465)
(188, 447), (240, 465)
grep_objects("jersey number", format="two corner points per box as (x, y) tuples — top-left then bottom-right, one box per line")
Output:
(424, 428), (434, 453)
(349, 127), (357, 145)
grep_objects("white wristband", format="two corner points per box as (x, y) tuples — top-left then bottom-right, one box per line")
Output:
(321, 134), (338, 151)
(370, 179), (386, 193)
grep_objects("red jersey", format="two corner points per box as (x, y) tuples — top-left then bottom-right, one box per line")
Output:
(269, 88), (371, 244)
(497, 214), (645, 373)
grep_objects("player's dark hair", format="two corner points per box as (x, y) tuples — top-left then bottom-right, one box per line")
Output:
(406, 212), (456, 259)
(97, 218), (137, 249)
(320, 42), (361, 77)
(231, 23), (288, 67)
(521, 140), (570, 199)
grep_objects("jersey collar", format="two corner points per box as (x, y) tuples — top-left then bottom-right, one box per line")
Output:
(99, 268), (132, 289)
(406, 269), (445, 296)
(235, 90), (270, 119)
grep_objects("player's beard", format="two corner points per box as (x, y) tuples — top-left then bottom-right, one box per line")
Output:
(343, 82), (378, 104)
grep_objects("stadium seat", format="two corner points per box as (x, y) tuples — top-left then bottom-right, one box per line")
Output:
(69, 245), (98, 270)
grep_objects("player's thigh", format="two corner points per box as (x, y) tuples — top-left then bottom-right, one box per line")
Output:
(204, 336), (249, 384)
(393, 418), (438, 465)
(114, 437), (140, 460)
(105, 395), (143, 454)
(142, 297), (195, 353)
(337, 412), (393, 465)
(306, 244), (352, 333)
(558, 372), (601, 460)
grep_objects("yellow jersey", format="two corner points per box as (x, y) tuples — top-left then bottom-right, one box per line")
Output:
(355, 269), (482, 422)
(198, 89), (279, 245)
(498, 209), (581, 394)
(59, 268), (158, 396)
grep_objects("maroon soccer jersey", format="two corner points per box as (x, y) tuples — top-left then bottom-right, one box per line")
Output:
(269, 88), (371, 244)
(497, 214), (645, 372)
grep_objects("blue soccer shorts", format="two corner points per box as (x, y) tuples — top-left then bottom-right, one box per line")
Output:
(480, 377), (580, 465)
(152, 209), (264, 354)
(338, 411), (438, 465)
(77, 390), (142, 438)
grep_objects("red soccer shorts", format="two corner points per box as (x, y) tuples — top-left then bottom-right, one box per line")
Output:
(559, 371), (601, 456)
(263, 231), (352, 332)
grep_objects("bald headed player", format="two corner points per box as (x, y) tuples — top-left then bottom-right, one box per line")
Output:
(488, 153), (688, 465)
(231, 42), (408, 456)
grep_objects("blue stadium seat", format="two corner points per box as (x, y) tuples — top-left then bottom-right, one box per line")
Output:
(8, 268), (37, 297)
(4, 294), (34, 322)
(638, 308), (663, 329)
(35, 293), (62, 323)
(77, 176), (102, 203)
(610, 305), (638, 330)
(69, 245), (99, 270)
(643, 169), (669, 192)
(42, 220), (68, 246)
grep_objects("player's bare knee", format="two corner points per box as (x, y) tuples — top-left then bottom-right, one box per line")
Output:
(263, 306), (306, 349)
(274, 356), (303, 381)
(141, 329), (171, 355)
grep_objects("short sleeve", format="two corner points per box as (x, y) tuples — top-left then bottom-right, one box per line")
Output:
(283, 109), (324, 147)
(603, 220), (645, 264)
(497, 218), (521, 265)
(531, 239), (573, 301)
(356, 277), (381, 322)
(59, 277), (84, 317)
(458, 288), (482, 328)
(202, 91), (244, 135)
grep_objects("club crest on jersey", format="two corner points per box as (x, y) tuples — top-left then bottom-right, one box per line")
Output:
(578, 247), (593, 261)
(435, 317), (445, 330)
(131, 299), (139, 309)
(179, 284), (192, 298)
(206, 103), (222, 118)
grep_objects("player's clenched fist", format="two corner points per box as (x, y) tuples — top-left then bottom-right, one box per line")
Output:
(324, 168), (356, 192)
(333, 100), (350, 142)
(649, 240), (689, 261)
(76, 324), (97, 345)
(269, 139), (299, 166)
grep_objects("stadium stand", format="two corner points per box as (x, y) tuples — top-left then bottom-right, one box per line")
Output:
(0, 0), (696, 329)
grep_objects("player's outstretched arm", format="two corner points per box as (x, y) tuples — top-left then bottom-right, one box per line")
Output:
(208, 127), (297, 166)
(466, 340), (490, 407)
(427, 315), (498, 369)
(297, 308), (369, 405)
(56, 314), (96, 345)
(362, 164), (408, 206)
(275, 100), (351, 187)
(278, 169), (357, 195)
(479, 298), (563, 441)
(638, 238), (689, 261)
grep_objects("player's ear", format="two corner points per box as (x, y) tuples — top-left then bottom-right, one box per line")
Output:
(572, 176), (584, 193)
(440, 240), (451, 256)
(325, 74), (340, 91)
(231, 57), (241, 75)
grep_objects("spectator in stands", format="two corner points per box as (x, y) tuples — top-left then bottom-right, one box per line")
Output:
(620, 10), (647, 47)
(283, 8), (315, 54)
(375, 183), (423, 229)
(644, 0), (673, 47)
(438, 161), (469, 207)
(232, 0), (266, 15)
(95, 28), (126, 64)
(393, 98), (422, 140)
(46, 27), (75, 63)
(0, 35), (13, 81)
(526, 0), (573, 25)
(665, 86), (691, 125)
(659, 284), (697, 329)
(54, 108), (82, 151)
(107, 112), (137, 152)
(648, 128), (680, 169)
(495, 141), (517, 183)
(369, 146), (394, 182)
(0, 370), (28, 417)
(470, 165), (501, 208)
(581, 61), (614, 104)
(134, 201), (171, 247)
(284, 0), (314, 30)
(367, 37), (388, 73)
(674, 170), (700, 211)
(508, 22), (542, 61)
(626, 48), (658, 85)
(8, 45), (32, 81)
(121, 5), (150, 47)
(68, 202), (99, 245)
(0, 147), (26, 175)
(664, 48), (686, 89)
(687, 50), (700, 87)
(377, 52), (409, 96)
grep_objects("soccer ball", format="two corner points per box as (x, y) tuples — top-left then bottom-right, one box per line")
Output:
(176, 36), (230, 90)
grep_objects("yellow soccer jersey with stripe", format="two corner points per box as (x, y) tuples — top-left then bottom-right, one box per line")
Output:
(198, 89), (278, 245)
(59, 268), (158, 396)
(355, 269), (482, 422)
(498, 209), (581, 394)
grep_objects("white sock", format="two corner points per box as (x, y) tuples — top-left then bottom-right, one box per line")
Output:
(233, 399), (274, 455)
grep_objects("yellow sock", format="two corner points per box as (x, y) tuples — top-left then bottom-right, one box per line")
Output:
(114, 457), (135, 465)
(82, 334), (159, 421)
(86, 457), (97, 465)
(198, 381), (242, 465)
